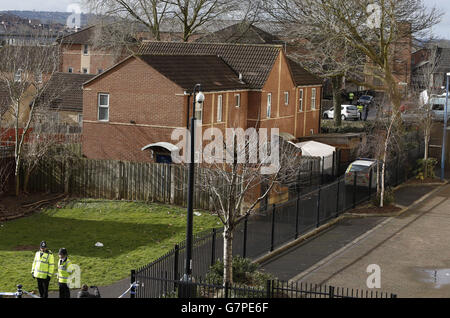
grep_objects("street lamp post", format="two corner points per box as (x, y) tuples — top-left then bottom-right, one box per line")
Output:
(441, 73), (450, 181)
(184, 84), (204, 280)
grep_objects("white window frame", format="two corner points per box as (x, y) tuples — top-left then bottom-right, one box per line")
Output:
(78, 114), (83, 127)
(299, 89), (304, 112)
(14, 68), (22, 83)
(82, 68), (88, 74)
(68, 67), (73, 73)
(267, 93), (272, 118)
(284, 92), (289, 106)
(235, 93), (240, 108)
(83, 44), (89, 55)
(217, 95), (223, 122)
(311, 88), (317, 110)
(98, 93), (109, 122)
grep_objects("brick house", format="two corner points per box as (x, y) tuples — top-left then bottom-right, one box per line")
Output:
(82, 42), (323, 162)
(58, 26), (122, 76)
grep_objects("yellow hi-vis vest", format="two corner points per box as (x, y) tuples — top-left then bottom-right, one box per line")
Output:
(31, 251), (55, 279)
(58, 258), (74, 284)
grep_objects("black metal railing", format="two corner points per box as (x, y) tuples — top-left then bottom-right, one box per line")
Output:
(133, 141), (423, 298)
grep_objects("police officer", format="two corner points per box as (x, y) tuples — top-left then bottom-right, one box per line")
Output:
(349, 92), (355, 104)
(31, 241), (55, 298)
(57, 248), (73, 298)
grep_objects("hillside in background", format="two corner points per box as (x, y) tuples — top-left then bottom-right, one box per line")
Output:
(0, 10), (93, 27)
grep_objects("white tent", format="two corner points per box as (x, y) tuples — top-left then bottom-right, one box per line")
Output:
(294, 141), (336, 171)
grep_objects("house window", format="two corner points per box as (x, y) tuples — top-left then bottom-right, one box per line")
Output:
(83, 44), (89, 55)
(235, 94), (240, 107)
(217, 95), (223, 122)
(98, 93), (109, 121)
(82, 68), (88, 74)
(78, 114), (83, 127)
(68, 67), (73, 73)
(311, 88), (317, 110)
(284, 92), (289, 106)
(299, 89), (304, 111)
(50, 112), (59, 124)
(98, 69), (103, 74)
(267, 93), (272, 118)
(35, 72), (43, 83)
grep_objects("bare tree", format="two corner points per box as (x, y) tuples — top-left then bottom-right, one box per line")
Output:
(0, 33), (61, 196)
(83, 0), (170, 41)
(411, 44), (442, 178)
(263, 1), (366, 127)
(266, 0), (441, 206)
(179, 128), (306, 285)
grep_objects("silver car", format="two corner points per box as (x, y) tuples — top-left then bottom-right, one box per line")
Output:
(430, 96), (450, 121)
(323, 105), (359, 121)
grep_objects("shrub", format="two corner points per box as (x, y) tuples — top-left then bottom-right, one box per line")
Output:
(414, 158), (438, 180)
(206, 256), (275, 287)
(371, 188), (395, 207)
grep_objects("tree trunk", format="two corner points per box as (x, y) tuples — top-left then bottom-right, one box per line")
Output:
(331, 76), (343, 127)
(15, 157), (20, 197)
(223, 227), (233, 286)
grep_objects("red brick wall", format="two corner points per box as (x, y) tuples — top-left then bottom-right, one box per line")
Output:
(61, 44), (82, 73)
(82, 57), (186, 162)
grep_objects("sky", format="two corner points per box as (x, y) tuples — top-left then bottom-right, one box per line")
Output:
(0, 0), (449, 39)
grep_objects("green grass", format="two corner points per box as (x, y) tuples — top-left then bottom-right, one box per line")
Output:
(0, 199), (221, 292)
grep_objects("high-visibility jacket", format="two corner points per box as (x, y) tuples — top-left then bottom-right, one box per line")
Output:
(58, 258), (74, 284)
(31, 250), (55, 279)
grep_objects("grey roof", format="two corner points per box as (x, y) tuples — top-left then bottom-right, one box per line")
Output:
(138, 55), (247, 91)
(138, 41), (282, 89)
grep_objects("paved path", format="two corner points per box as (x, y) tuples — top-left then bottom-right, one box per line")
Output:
(289, 184), (450, 298)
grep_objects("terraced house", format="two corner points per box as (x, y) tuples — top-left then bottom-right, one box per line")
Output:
(82, 42), (323, 162)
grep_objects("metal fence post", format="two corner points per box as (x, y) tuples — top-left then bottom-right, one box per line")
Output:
(353, 172), (357, 209)
(321, 157), (325, 184)
(295, 196), (300, 239)
(225, 282), (230, 299)
(332, 151), (336, 179)
(368, 169), (373, 200)
(328, 286), (335, 298)
(243, 216), (248, 259)
(316, 187), (321, 228)
(270, 204), (276, 252)
(335, 178), (340, 217)
(266, 280), (272, 298)
(211, 229), (216, 266)
(309, 161), (313, 186)
(396, 156), (400, 185)
(130, 270), (136, 299)
(174, 244), (179, 282)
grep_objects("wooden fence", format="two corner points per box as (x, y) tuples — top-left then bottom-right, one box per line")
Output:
(25, 156), (321, 211)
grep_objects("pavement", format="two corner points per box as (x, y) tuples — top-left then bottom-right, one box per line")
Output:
(267, 183), (450, 298)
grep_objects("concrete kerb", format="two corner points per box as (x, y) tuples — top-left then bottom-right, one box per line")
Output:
(254, 180), (448, 269)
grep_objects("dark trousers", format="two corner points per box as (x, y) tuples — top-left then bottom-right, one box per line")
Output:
(59, 283), (71, 298)
(37, 277), (50, 298)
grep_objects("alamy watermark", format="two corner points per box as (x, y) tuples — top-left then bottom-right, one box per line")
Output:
(366, 264), (381, 289)
(66, 3), (82, 29)
(170, 125), (280, 175)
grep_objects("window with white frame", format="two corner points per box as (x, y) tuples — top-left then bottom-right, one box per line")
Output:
(78, 114), (83, 127)
(311, 88), (317, 110)
(83, 44), (89, 55)
(267, 93), (272, 118)
(217, 95), (223, 122)
(299, 89), (304, 111)
(235, 93), (240, 107)
(68, 67), (73, 73)
(98, 93), (109, 121)
(14, 68), (22, 83)
(82, 68), (88, 74)
(284, 92), (289, 106)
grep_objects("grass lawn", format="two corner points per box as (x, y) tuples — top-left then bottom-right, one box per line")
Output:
(0, 199), (221, 292)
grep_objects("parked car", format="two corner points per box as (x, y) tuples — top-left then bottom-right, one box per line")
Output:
(323, 105), (359, 121)
(344, 159), (378, 188)
(357, 95), (374, 105)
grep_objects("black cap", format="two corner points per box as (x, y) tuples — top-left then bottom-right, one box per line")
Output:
(58, 248), (68, 256)
(40, 241), (47, 249)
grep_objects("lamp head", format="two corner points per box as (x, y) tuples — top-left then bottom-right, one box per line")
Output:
(196, 91), (205, 104)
